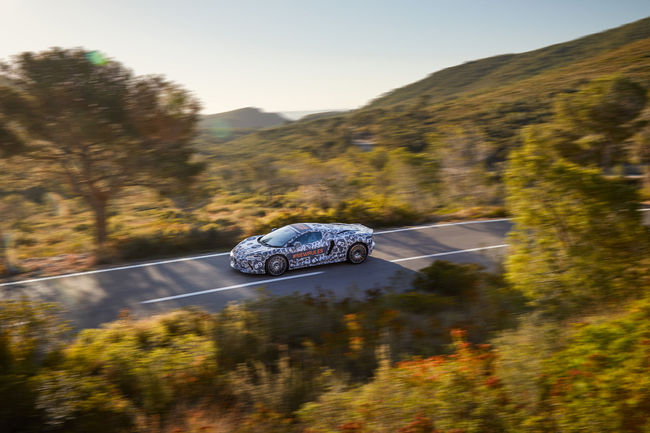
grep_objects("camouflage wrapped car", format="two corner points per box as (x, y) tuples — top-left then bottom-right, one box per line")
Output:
(230, 222), (375, 276)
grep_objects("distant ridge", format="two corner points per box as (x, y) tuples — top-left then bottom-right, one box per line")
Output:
(210, 15), (650, 164)
(367, 16), (650, 108)
(281, 110), (349, 121)
(200, 107), (288, 130)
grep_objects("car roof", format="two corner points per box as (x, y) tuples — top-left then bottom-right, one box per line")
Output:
(289, 222), (360, 233)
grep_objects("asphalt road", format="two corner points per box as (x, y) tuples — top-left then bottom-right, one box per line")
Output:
(0, 218), (511, 328)
(7, 211), (650, 329)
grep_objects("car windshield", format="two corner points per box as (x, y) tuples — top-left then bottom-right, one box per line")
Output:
(259, 225), (297, 247)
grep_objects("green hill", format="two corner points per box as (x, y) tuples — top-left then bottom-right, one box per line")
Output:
(199, 107), (289, 140)
(212, 16), (650, 163)
(367, 16), (650, 109)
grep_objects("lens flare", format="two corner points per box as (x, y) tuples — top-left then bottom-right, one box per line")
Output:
(86, 50), (108, 65)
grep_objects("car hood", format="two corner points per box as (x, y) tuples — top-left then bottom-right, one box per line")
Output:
(231, 235), (275, 256)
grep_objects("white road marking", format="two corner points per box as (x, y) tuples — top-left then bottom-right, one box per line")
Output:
(5, 211), (644, 288)
(389, 244), (508, 263)
(140, 271), (325, 304)
(374, 218), (511, 235)
(0, 251), (231, 287)
(141, 245), (509, 303)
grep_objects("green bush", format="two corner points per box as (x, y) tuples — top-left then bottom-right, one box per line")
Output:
(112, 226), (241, 261)
(412, 260), (486, 296)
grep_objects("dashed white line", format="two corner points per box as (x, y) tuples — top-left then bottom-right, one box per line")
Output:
(389, 244), (508, 263)
(374, 218), (511, 235)
(1, 219), (511, 287)
(140, 244), (510, 303)
(140, 271), (325, 304)
(0, 251), (230, 287)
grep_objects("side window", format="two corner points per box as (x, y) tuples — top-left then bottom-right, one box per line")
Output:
(295, 233), (311, 245)
(295, 232), (322, 245)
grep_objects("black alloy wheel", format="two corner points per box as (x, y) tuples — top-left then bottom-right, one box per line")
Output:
(266, 255), (288, 276)
(347, 243), (368, 264)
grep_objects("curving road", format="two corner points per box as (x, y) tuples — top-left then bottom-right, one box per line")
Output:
(0, 219), (512, 328)
(6, 212), (645, 329)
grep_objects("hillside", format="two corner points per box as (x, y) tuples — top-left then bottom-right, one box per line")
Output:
(367, 16), (650, 108)
(213, 17), (650, 164)
(199, 106), (288, 135)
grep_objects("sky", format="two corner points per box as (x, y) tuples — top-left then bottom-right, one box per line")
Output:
(2, 1), (650, 114)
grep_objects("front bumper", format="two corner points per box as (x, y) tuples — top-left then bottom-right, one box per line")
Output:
(230, 253), (266, 274)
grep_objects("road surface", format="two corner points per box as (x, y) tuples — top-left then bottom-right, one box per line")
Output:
(0, 216), (615, 328)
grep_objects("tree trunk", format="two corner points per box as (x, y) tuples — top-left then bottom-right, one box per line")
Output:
(90, 197), (108, 247)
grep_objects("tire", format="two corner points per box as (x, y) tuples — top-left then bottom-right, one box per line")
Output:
(266, 255), (288, 276)
(347, 243), (368, 264)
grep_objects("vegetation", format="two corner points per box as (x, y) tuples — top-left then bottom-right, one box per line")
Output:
(3, 19), (650, 276)
(1, 48), (204, 249)
(505, 76), (649, 315)
(1, 18), (650, 432)
(367, 16), (650, 108)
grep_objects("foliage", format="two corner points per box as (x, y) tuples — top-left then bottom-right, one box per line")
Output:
(505, 97), (649, 315)
(540, 300), (650, 433)
(0, 47), (204, 246)
(298, 331), (510, 433)
(554, 75), (647, 168)
(111, 224), (241, 261)
(0, 299), (69, 432)
(61, 309), (218, 421)
(299, 300), (650, 433)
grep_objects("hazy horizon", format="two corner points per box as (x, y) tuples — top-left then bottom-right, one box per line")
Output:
(3, 1), (650, 113)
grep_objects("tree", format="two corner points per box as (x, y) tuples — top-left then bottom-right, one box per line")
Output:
(505, 126), (649, 315)
(0, 48), (204, 246)
(553, 76), (647, 170)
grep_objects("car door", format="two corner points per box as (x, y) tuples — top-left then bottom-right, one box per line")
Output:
(288, 231), (327, 268)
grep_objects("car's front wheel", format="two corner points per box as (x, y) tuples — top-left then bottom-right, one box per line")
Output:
(347, 243), (368, 264)
(266, 255), (288, 276)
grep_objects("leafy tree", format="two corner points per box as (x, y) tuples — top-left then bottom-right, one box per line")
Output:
(554, 76), (647, 170)
(0, 48), (204, 246)
(505, 126), (649, 314)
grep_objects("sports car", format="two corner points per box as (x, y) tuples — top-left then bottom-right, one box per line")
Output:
(230, 222), (375, 276)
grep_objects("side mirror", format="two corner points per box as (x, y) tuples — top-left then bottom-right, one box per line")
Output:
(271, 227), (277, 232)
(292, 241), (302, 248)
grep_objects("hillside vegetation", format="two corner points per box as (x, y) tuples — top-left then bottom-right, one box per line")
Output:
(2, 18), (650, 278)
(367, 16), (650, 108)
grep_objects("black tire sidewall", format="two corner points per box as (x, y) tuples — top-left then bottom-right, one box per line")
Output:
(347, 243), (368, 264)
(266, 255), (288, 276)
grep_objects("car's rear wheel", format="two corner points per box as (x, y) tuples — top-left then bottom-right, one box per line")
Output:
(266, 255), (288, 276)
(347, 243), (368, 264)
